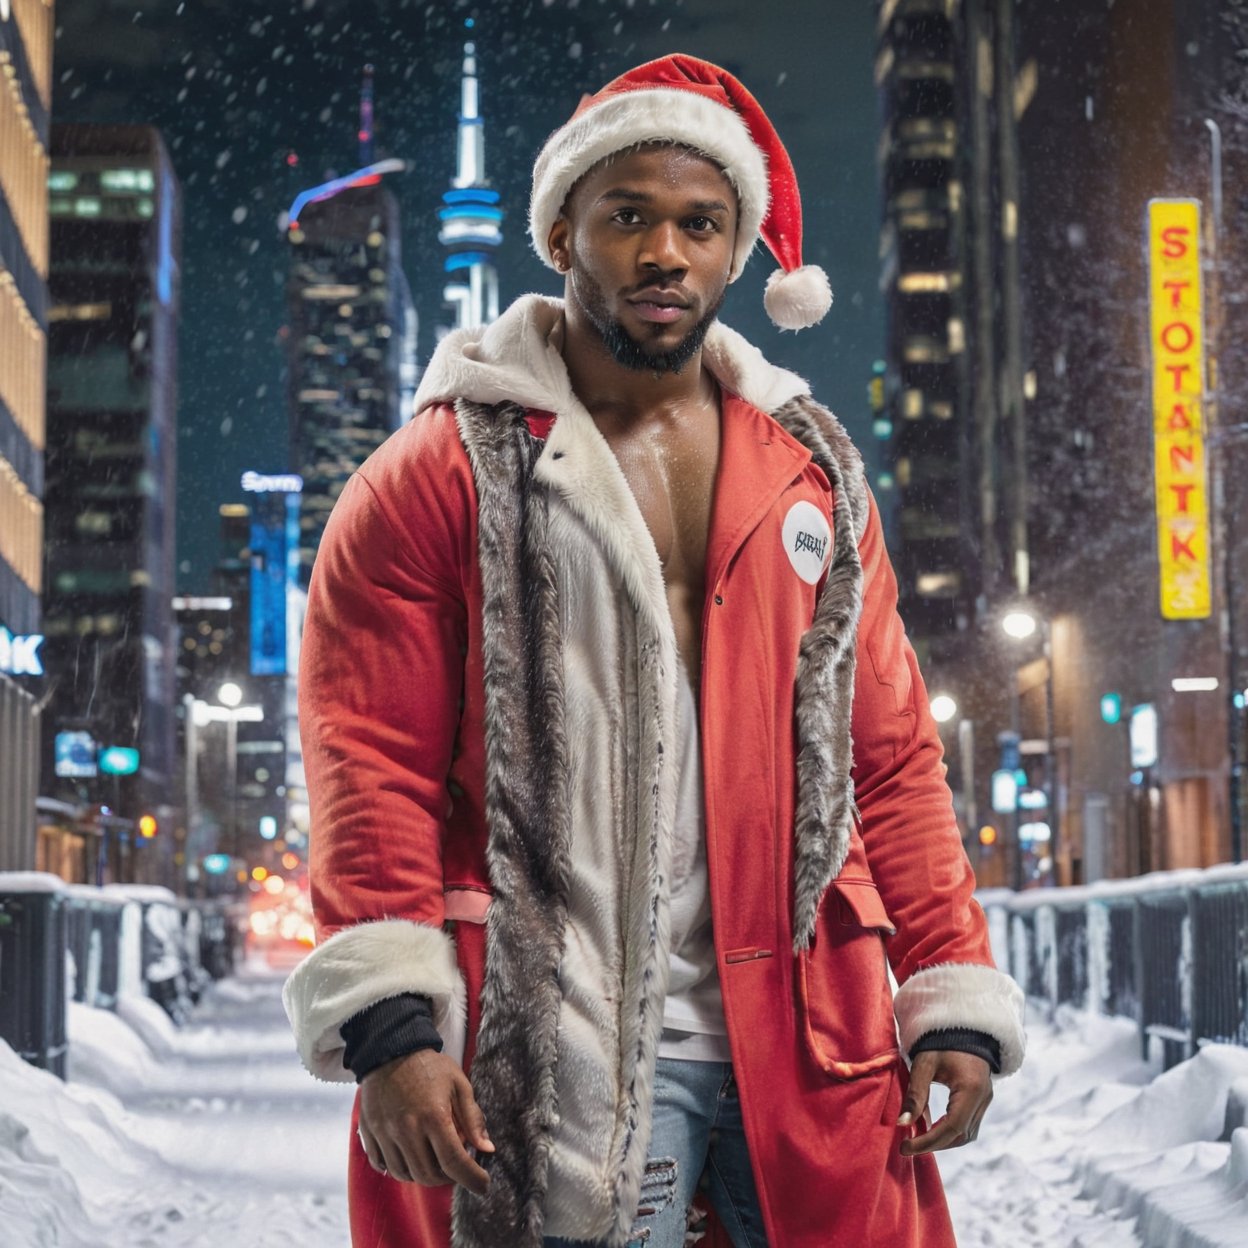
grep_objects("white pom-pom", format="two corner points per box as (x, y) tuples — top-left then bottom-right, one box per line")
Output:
(763, 264), (833, 331)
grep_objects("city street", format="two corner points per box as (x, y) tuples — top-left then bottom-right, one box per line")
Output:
(3, 956), (1247, 1246)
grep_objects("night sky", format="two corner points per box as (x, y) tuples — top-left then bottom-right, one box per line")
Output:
(52, 0), (883, 591)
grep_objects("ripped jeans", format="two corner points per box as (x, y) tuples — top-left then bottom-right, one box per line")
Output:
(544, 1056), (769, 1248)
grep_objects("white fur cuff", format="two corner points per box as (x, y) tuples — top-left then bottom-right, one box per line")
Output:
(894, 962), (1026, 1076)
(282, 919), (468, 1082)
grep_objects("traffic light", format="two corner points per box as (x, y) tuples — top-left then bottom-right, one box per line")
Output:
(138, 814), (158, 839)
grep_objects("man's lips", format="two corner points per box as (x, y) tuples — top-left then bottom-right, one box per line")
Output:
(627, 295), (690, 324)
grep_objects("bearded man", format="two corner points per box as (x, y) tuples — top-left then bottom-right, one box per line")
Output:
(284, 54), (1025, 1248)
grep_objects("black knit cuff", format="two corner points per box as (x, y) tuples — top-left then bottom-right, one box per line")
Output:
(909, 1027), (1001, 1074)
(340, 992), (443, 1082)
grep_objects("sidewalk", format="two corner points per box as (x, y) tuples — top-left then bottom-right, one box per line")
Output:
(1, 951), (354, 1247)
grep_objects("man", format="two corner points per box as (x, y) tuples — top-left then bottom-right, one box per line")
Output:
(285, 55), (1025, 1248)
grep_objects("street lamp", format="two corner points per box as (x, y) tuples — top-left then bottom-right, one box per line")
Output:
(1002, 610), (1038, 641)
(930, 694), (959, 724)
(1001, 606), (1058, 886)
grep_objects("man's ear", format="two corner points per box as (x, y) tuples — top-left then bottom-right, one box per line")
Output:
(548, 217), (571, 273)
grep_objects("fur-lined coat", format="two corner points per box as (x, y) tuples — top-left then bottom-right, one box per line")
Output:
(284, 296), (1025, 1248)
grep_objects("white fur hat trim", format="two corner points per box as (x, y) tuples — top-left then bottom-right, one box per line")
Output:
(530, 86), (769, 281)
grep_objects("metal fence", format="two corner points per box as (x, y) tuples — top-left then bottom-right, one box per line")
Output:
(979, 863), (1248, 1069)
(0, 874), (243, 1079)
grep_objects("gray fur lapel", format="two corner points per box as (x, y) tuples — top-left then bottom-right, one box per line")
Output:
(770, 394), (868, 951)
(450, 400), (570, 1248)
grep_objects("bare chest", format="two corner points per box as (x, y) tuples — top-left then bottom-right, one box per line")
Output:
(599, 409), (721, 678)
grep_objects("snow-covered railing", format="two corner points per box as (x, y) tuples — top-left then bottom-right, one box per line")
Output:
(0, 872), (244, 1079)
(978, 862), (1248, 1068)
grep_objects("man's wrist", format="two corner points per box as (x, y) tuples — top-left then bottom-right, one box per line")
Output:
(908, 1026), (1001, 1074)
(340, 992), (444, 1082)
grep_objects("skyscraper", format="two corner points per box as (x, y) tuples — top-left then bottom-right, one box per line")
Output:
(875, 0), (1027, 653)
(0, 0), (53, 873)
(285, 68), (416, 587)
(437, 34), (504, 333)
(42, 124), (181, 886)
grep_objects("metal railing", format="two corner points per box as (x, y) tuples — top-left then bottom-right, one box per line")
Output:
(978, 863), (1248, 1069)
(0, 873), (243, 1079)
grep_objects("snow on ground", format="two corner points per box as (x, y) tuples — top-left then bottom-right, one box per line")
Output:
(939, 1005), (1248, 1247)
(0, 950), (354, 1247)
(2, 969), (1247, 1246)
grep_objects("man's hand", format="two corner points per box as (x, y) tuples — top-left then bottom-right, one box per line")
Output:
(897, 1050), (993, 1157)
(357, 1048), (494, 1193)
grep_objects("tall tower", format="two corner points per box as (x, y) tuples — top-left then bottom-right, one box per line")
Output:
(438, 29), (503, 332)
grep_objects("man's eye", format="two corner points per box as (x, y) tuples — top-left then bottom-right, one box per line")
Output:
(613, 208), (642, 224)
(687, 216), (718, 232)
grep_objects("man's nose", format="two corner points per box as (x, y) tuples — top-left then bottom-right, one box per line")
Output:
(637, 221), (688, 275)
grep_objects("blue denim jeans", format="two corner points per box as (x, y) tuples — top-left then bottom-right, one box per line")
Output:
(544, 1056), (768, 1248)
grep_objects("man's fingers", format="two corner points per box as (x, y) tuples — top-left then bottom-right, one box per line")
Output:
(900, 1112), (966, 1156)
(429, 1117), (491, 1196)
(898, 1053), (935, 1128)
(358, 1124), (389, 1176)
(454, 1076), (495, 1153)
(376, 1136), (413, 1181)
(402, 1132), (451, 1187)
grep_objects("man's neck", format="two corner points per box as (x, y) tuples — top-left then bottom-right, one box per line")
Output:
(561, 300), (717, 427)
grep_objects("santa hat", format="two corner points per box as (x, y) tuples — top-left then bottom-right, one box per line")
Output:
(530, 54), (832, 331)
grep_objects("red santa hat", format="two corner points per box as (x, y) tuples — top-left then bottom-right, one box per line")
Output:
(530, 54), (832, 331)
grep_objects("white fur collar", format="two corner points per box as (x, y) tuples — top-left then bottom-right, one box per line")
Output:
(413, 294), (810, 419)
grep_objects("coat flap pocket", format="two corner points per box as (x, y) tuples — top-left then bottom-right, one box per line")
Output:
(833, 881), (895, 934)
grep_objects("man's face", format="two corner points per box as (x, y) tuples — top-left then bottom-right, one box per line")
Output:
(550, 144), (738, 374)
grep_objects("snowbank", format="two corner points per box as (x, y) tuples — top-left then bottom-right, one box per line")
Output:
(1, 973), (353, 1246)
(940, 1007), (1248, 1247)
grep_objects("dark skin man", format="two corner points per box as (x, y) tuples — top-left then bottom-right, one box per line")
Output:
(355, 142), (993, 1196)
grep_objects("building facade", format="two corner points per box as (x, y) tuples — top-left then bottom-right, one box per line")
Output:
(286, 171), (414, 587)
(0, 0), (53, 873)
(174, 485), (296, 895)
(41, 124), (181, 886)
(876, 0), (1247, 887)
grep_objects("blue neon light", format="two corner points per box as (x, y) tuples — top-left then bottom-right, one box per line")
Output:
(288, 158), (405, 225)
(250, 499), (288, 677)
(157, 167), (175, 306)
(442, 188), (501, 205)
(445, 252), (492, 272)
(438, 204), (504, 222)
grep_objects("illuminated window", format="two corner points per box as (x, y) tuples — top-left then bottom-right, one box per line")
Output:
(73, 197), (102, 217)
(898, 272), (955, 293)
(916, 571), (961, 598)
(1014, 59), (1038, 120)
(101, 168), (155, 193)
(49, 302), (112, 322)
(48, 170), (78, 192)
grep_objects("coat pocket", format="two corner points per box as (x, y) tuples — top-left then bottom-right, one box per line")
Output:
(796, 880), (900, 1079)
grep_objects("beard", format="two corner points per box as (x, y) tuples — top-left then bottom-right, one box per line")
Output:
(572, 267), (725, 375)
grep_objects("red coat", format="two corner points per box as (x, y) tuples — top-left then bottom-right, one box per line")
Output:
(296, 371), (1021, 1244)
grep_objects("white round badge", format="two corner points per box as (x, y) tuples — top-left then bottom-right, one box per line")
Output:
(782, 500), (833, 585)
